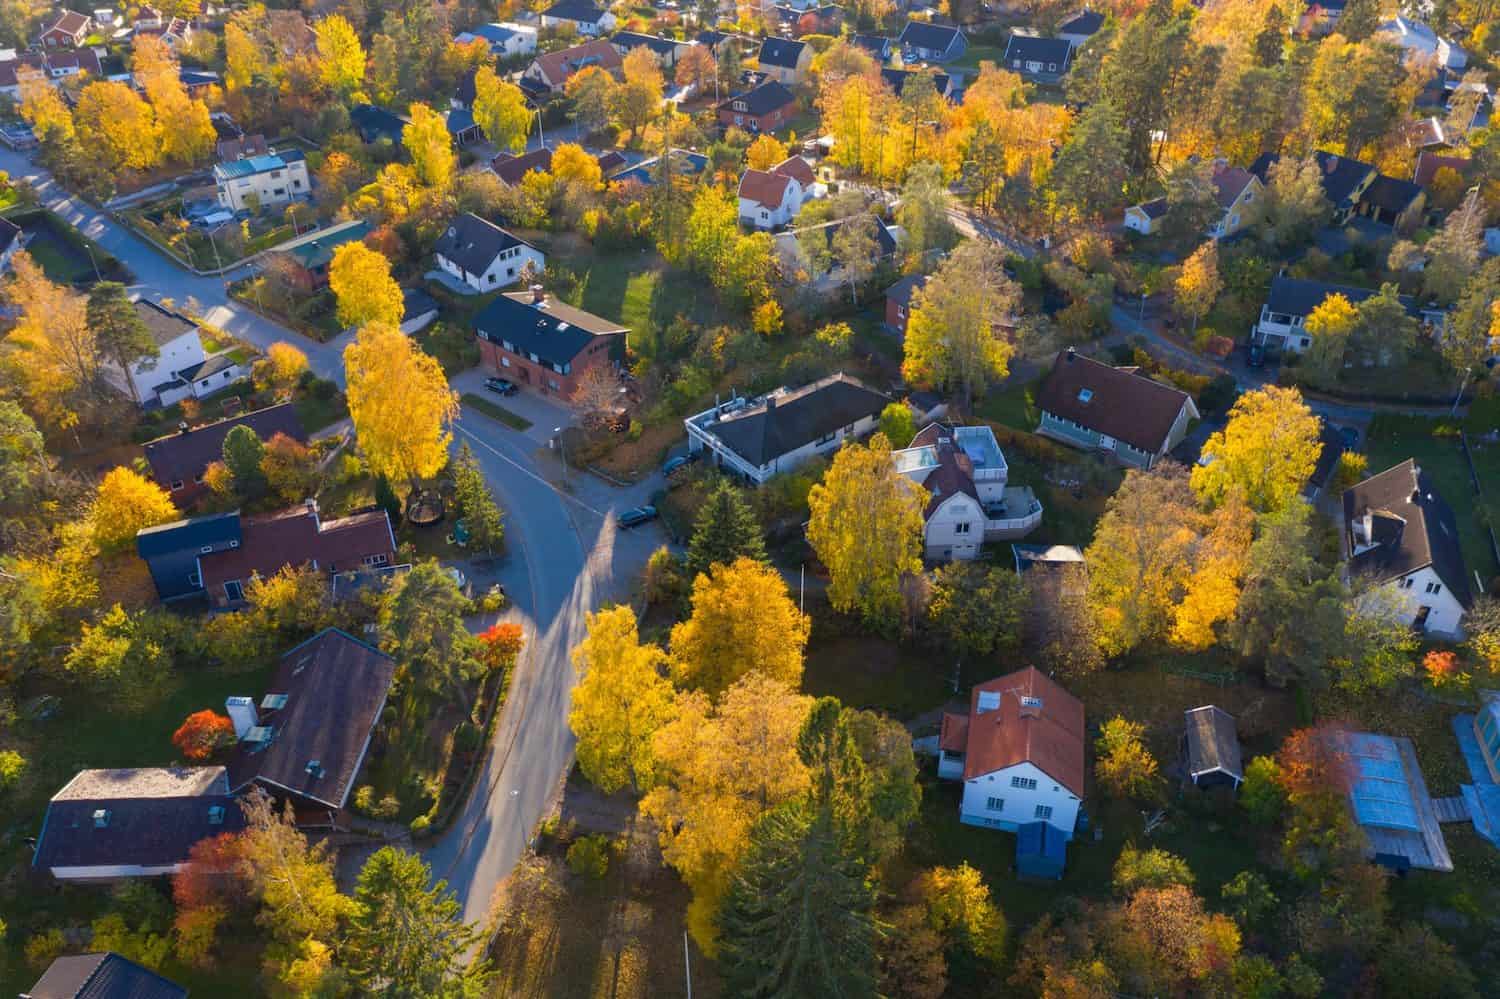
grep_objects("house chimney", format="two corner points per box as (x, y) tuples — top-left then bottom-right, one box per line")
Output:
(225, 696), (258, 738)
(530, 284), (545, 305)
(178, 421), (190, 434)
(1065, 347), (1076, 362)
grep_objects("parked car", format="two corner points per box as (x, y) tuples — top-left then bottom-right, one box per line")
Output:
(484, 376), (519, 396)
(618, 505), (658, 529)
(662, 452), (701, 477)
(1247, 343), (1265, 368)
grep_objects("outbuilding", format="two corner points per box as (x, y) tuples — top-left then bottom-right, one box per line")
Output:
(1183, 705), (1244, 789)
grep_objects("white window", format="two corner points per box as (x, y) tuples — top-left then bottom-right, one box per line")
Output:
(501, 357), (511, 367)
(199, 545), (213, 554)
(1010, 776), (1037, 790)
(223, 579), (244, 601)
(363, 553), (389, 566)
(1426, 581), (1442, 594)
(188, 571), (201, 587)
(985, 796), (1004, 812)
(955, 522), (971, 535)
(1034, 804), (1053, 820)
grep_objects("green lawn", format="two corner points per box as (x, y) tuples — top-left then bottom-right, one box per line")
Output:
(975, 380), (1040, 432)
(951, 44), (1007, 69)
(461, 392), (534, 431)
(292, 384), (350, 433)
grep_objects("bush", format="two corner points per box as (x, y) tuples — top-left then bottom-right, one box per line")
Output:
(566, 833), (612, 880)
(374, 794), (400, 820)
(0, 749), (26, 792)
(410, 814), (431, 836)
(1240, 755), (1287, 825)
(354, 785), (375, 814)
(453, 721), (483, 753)
(25, 929), (66, 970)
(477, 585), (508, 614)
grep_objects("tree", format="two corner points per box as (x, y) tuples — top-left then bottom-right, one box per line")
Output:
(670, 558), (811, 697)
(614, 49), (664, 142)
(1094, 716), (1161, 801)
(0, 399), (49, 507)
(878, 402), (916, 448)
(570, 606), (677, 794)
(472, 66), (531, 155)
(896, 161), (957, 268)
(916, 864), (1008, 966)
(253, 342), (309, 400)
(902, 241), (1018, 406)
(675, 44), (716, 92)
(314, 14), (364, 96)
(92, 467), (178, 552)
(686, 481), (767, 578)
(1467, 596), (1500, 676)
(216, 424), (265, 499)
(1191, 386), (1320, 513)
(0, 749), (28, 792)
(1352, 282), (1420, 366)
(73, 80), (161, 175)
(259, 432), (316, 504)
(1302, 292), (1358, 383)
(1259, 156), (1331, 247)
(403, 103), (456, 191)
(238, 791), (351, 947)
(641, 673), (813, 951)
(86, 282), (157, 403)
(1173, 241), (1221, 334)
(1377, 923), (1479, 999)
(1050, 101), (1129, 220)
(1337, 0), (1380, 40)
(831, 213), (880, 304)
(345, 847), (491, 997)
(746, 133), (789, 171)
(807, 434), (926, 630)
(451, 443), (504, 553)
(1111, 885), (1240, 996)
(1441, 260), (1500, 385)
(927, 561), (1026, 661)
(551, 141), (603, 220)
(329, 241), (404, 330)
(4, 251), (97, 425)
(1112, 846), (1194, 894)
(172, 710), (236, 760)
(1334, 584), (1419, 695)
(1163, 158), (1223, 243)
(1422, 186), (1485, 304)
(566, 65), (617, 134)
(343, 322), (458, 489)
(380, 562), (484, 718)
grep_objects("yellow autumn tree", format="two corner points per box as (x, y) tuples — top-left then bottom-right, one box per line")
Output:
(569, 606), (678, 794)
(3, 251), (95, 426)
(254, 342), (309, 399)
(92, 467), (179, 552)
(314, 14), (364, 96)
(403, 103), (456, 191)
(223, 20), (267, 93)
(668, 557), (811, 698)
(18, 71), (75, 146)
(807, 433), (926, 628)
(133, 35), (214, 165)
(1173, 241), (1222, 335)
(1302, 292), (1358, 383)
(745, 134), (788, 171)
(73, 80), (161, 174)
(471, 66), (532, 155)
(328, 242), (404, 330)
(901, 240), (1019, 406)
(640, 672), (812, 953)
(342, 322), (458, 489)
(1170, 493), (1253, 651)
(1191, 386), (1322, 514)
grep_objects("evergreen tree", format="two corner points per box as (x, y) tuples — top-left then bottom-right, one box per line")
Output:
(1337, 0), (1380, 41)
(374, 473), (401, 522)
(1254, 6), (1287, 66)
(344, 847), (492, 998)
(451, 443), (504, 553)
(686, 481), (767, 578)
(87, 282), (158, 403)
(221, 424), (265, 497)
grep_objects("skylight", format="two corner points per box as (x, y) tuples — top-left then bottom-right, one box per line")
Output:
(1078, 388), (1093, 403)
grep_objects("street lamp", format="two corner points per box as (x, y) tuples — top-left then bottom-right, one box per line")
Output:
(205, 225), (228, 292)
(554, 426), (569, 487)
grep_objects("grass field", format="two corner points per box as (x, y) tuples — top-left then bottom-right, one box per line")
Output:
(951, 43), (1007, 69)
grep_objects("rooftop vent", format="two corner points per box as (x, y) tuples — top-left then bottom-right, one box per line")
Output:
(305, 760), (324, 779)
(92, 808), (110, 829)
(208, 805), (225, 825)
(976, 690), (1000, 714)
(1077, 388), (1093, 403)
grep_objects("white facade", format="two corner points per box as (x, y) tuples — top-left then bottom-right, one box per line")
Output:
(1377, 17), (1466, 70)
(738, 176), (804, 229)
(924, 492), (985, 560)
(104, 327), (203, 405)
(1359, 565), (1468, 639)
(894, 424), (1041, 561)
(214, 156), (310, 212)
(541, 9), (615, 34)
(953, 761), (1081, 839)
(1254, 304), (1313, 353)
(458, 22), (537, 58)
(436, 242), (545, 293)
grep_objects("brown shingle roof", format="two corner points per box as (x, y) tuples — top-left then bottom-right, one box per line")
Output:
(738, 167), (793, 209)
(958, 667), (1085, 795)
(1035, 349), (1194, 455)
(143, 403), (306, 488)
(1210, 166), (1255, 210)
(492, 146), (552, 185)
(198, 506), (395, 594)
(1412, 150), (1469, 189)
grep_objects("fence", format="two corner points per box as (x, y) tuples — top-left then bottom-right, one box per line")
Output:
(1460, 430), (1500, 589)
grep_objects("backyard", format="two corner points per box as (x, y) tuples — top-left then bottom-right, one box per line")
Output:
(125, 196), (315, 271)
(4, 208), (130, 285)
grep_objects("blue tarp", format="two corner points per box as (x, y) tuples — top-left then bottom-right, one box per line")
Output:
(1016, 821), (1066, 880)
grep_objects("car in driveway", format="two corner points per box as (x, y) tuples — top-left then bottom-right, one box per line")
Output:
(484, 376), (519, 396)
(618, 505), (658, 529)
(662, 452), (701, 477)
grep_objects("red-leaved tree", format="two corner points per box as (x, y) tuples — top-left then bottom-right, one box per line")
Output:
(172, 831), (252, 913)
(172, 710), (237, 761)
(479, 622), (525, 671)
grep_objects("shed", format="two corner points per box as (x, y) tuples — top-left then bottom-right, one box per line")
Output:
(1183, 705), (1243, 789)
(1016, 820), (1067, 879)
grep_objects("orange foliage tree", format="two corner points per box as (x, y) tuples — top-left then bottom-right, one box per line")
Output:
(1423, 650), (1462, 687)
(479, 622), (524, 672)
(172, 710), (237, 761)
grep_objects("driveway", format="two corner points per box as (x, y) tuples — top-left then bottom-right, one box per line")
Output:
(450, 368), (577, 448)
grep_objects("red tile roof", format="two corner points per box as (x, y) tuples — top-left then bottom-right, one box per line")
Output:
(1210, 166), (1255, 210)
(939, 711), (969, 752)
(199, 506), (395, 594)
(532, 39), (622, 89)
(773, 155), (814, 186)
(1412, 151), (1470, 189)
(955, 667), (1085, 795)
(738, 167), (793, 209)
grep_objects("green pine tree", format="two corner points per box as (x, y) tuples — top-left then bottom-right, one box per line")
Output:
(686, 481), (767, 578)
(374, 473), (401, 522)
(87, 282), (158, 404)
(451, 443), (504, 553)
(220, 424), (265, 498)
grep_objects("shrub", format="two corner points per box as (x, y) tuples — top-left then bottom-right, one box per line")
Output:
(171, 711), (236, 761)
(354, 785), (375, 814)
(1423, 650), (1466, 689)
(453, 721), (483, 754)
(477, 586), (508, 614)
(566, 833), (612, 879)
(0, 749), (26, 792)
(25, 929), (66, 970)
(1240, 755), (1287, 825)
(373, 794), (401, 820)
(410, 814), (431, 836)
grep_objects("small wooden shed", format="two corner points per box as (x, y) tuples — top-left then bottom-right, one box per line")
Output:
(1183, 705), (1244, 790)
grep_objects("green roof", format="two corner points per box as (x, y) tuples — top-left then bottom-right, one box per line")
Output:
(287, 220), (373, 270)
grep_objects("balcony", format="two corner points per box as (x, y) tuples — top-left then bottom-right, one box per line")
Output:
(983, 486), (1042, 539)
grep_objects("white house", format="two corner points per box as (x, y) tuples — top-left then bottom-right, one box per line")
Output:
(455, 22), (537, 59)
(893, 423), (1041, 561)
(1377, 17), (1466, 71)
(212, 149), (309, 212)
(433, 213), (545, 293)
(737, 165), (805, 229)
(101, 298), (248, 407)
(540, 0), (615, 36)
(1343, 458), (1472, 639)
(684, 372), (889, 485)
(937, 667), (1086, 838)
(1253, 275), (1445, 354)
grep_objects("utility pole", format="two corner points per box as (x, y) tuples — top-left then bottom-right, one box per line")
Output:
(683, 931), (693, 999)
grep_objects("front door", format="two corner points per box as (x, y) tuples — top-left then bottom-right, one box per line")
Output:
(1414, 606), (1432, 632)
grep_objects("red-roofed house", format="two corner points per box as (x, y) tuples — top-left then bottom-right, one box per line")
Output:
(937, 667), (1085, 837)
(38, 10), (91, 47)
(491, 147), (552, 187)
(737, 167), (804, 229)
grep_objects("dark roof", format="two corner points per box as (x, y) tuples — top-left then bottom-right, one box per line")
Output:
(216, 133), (267, 161)
(135, 511), (241, 559)
(27, 953), (187, 999)
(1413, 151), (1470, 189)
(789, 214), (899, 262)
(595, 150), (627, 173)
(474, 290), (627, 368)
(609, 149), (709, 185)
(611, 31), (680, 56)
(492, 146), (552, 185)
(199, 507), (396, 595)
(178, 354), (238, 384)
(885, 273), (927, 306)
(718, 78), (796, 116)
(32, 768), (245, 876)
(544, 0), (609, 21)
(881, 67), (953, 98)
(1249, 150), (1374, 208)
(1035, 349), (1194, 454)
(1059, 8), (1104, 34)
(1343, 458), (1472, 607)
(144, 404), (306, 487)
(705, 373), (889, 466)
(898, 19), (964, 52)
(403, 286), (439, 317)
(1184, 705), (1242, 781)
(1135, 196), (1169, 219)
(446, 107), (478, 137)
(454, 67), (477, 107)
(696, 29), (732, 46)
(852, 33), (892, 57)
(227, 628), (397, 810)
(1361, 173), (1423, 215)
(757, 36), (807, 68)
(0, 215), (23, 255)
(349, 104), (408, 144)
(905, 426), (981, 516)
(1264, 275), (1424, 319)
(132, 299), (198, 347)
(433, 213), (534, 276)
(1003, 33), (1073, 66)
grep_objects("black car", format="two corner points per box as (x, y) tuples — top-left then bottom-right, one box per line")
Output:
(618, 505), (658, 529)
(662, 452), (701, 477)
(484, 376), (519, 396)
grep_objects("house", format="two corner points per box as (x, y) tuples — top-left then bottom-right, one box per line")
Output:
(893, 423), (1042, 560)
(1183, 706), (1243, 789)
(1057, 8), (1104, 49)
(897, 20), (967, 63)
(1303, 419), (1348, 500)
(434, 213), (546, 293)
(1122, 197), (1168, 235)
(1358, 174), (1425, 227)
(269, 218), (372, 292)
(132, 4), (163, 29)
(1343, 458), (1472, 638)
(445, 107), (482, 146)
(684, 372), (889, 485)
(716, 78), (797, 132)
(224, 628), (397, 823)
(349, 103), (409, 145)
(492, 146), (554, 186)
(136, 14), (192, 46)
(1335, 729), (1452, 872)
(213, 150), (309, 212)
(1249, 149), (1375, 224)
(1034, 348), (1199, 469)
(884, 273), (927, 334)
(31, 767), (246, 882)
(880, 67), (956, 102)
(756, 37), (811, 85)
(523, 38), (623, 92)
(1002, 34), (1072, 83)
(610, 31), (690, 68)
(936, 667), (1085, 838)
(142, 403), (307, 503)
(608, 148), (709, 186)
(737, 160), (809, 229)
(100, 298), (247, 407)
(26, 953), (187, 999)
(1400, 116), (1453, 152)
(0, 216), (27, 275)
(776, 4), (843, 36)
(595, 149), (627, 175)
(473, 287), (626, 397)
(540, 0), (616, 36)
(136, 510), (241, 603)
(216, 132), (268, 161)
(1251, 275), (1443, 353)
(39, 10), (92, 47)
(1377, 17), (1466, 70)
(852, 32), (892, 62)
(1413, 150), (1470, 189)
(0, 47), (103, 97)
(455, 21), (537, 59)
(1454, 692), (1500, 851)
(1208, 164), (1262, 239)
(774, 215), (901, 287)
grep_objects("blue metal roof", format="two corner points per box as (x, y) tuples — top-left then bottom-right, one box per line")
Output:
(136, 511), (241, 558)
(213, 149), (303, 180)
(1345, 732), (1420, 832)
